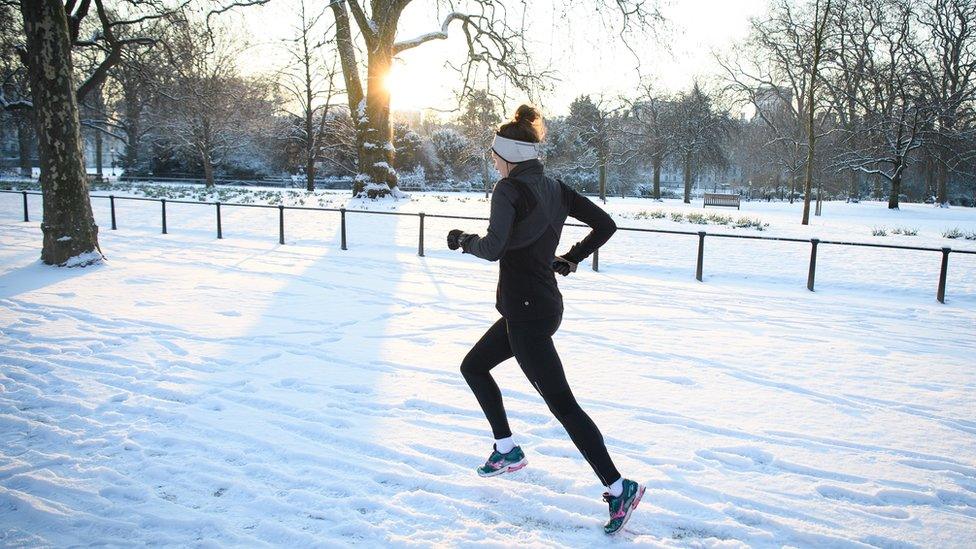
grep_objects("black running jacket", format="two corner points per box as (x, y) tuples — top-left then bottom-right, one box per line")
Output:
(461, 159), (617, 320)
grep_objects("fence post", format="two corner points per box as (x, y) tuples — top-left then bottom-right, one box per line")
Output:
(109, 195), (117, 230)
(592, 248), (599, 272)
(278, 205), (285, 245)
(216, 202), (222, 239)
(161, 199), (167, 234)
(418, 213), (425, 257)
(807, 238), (820, 291)
(340, 208), (347, 250)
(696, 231), (706, 281)
(22, 191), (28, 222)
(937, 247), (950, 304)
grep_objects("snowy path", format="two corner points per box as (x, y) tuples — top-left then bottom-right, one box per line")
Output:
(1, 194), (975, 547)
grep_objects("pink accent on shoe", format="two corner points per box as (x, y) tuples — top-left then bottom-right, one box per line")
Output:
(632, 485), (646, 509)
(507, 462), (526, 472)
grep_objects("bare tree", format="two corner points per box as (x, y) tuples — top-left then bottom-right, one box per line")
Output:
(154, 18), (276, 187)
(457, 89), (500, 197)
(801, 0), (831, 224)
(672, 83), (733, 204)
(7, 0), (268, 266)
(625, 84), (677, 200)
(912, 0), (976, 206)
(565, 94), (621, 202)
(836, 0), (930, 209)
(717, 0), (823, 205)
(327, 0), (661, 197)
(18, 0), (104, 265)
(1, 4), (33, 177)
(278, 0), (342, 191)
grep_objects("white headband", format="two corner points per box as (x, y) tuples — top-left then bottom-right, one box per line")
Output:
(491, 134), (540, 163)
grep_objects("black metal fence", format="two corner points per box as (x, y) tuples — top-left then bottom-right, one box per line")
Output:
(5, 189), (975, 304)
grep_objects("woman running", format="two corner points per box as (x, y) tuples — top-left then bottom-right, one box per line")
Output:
(446, 105), (644, 536)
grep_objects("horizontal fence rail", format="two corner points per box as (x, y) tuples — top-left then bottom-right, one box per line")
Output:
(5, 189), (975, 304)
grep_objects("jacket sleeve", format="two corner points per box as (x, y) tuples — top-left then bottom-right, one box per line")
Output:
(560, 183), (617, 264)
(462, 180), (519, 261)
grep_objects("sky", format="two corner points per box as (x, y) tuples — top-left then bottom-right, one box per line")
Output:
(237, 0), (769, 118)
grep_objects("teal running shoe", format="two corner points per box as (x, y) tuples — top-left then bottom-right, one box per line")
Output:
(476, 445), (528, 477)
(603, 479), (645, 535)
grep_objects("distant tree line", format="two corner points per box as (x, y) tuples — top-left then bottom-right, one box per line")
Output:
(1, 0), (974, 266)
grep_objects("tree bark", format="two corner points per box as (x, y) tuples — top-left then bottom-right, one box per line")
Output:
(936, 160), (948, 206)
(202, 149), (215, 188)
(683, 153), (693, 204)
(801, 0), (829, 226)
(123, 90), (141, 175)
(94, 128), (103, 179)
(598, 162), (607, 202)
(20, 0), (102, 266)
(17, 114), (33, 178)
(356, 45), (396, 196)
(888, 171), (901, 209)
(652, 153), (661, 199)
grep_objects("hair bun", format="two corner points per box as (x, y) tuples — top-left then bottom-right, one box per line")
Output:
(497, 104), (546, 144)
(514, 104), (540, 124)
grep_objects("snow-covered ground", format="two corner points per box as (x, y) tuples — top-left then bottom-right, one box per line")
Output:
(1, 190), (975, 547)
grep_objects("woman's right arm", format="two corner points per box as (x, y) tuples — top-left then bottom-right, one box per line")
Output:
(559, 183), (617, 265)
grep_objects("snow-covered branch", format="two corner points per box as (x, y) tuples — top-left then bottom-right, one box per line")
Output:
(393, 12), (466, 54)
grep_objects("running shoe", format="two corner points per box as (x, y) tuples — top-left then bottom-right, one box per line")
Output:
(476, 445), (528, 477)
(603, 478), (645, 535)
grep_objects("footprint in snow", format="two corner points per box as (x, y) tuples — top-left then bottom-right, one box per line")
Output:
(218, 310), (241, 317)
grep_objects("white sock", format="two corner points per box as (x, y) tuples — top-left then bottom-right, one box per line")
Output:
(494, 436), (516, 454)
(608, 478), (624, 497)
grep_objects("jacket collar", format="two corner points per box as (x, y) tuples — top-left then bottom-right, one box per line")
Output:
(508, 158), (544, 180)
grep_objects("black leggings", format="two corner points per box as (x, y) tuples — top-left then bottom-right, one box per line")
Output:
(460, 314), (622, 486)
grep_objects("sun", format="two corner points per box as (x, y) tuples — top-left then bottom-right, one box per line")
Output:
(383, 60), (443, 112)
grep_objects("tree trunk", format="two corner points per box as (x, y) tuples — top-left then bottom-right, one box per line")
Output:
(304, 105), (315, 191)
(202, 150), (215, 188)
(683, 154), (693, 204)
(815, 178), (823, 216)
(305, 155), (315, 192)
(352, 44), (397, 197)
(888, 172), (901, 209)
(201, 117), (215, 187)
(17, 114), (33, 178)
(936, 161), (948, 207)
(652, 154), (661, 199)
(789, 172), (796, 204)
(123, 85), (141, 175)
(20, 0), (102, 266)
(482, 154), (490, 198)
(848, 169), (858, 202)
(802, 0), (828, 226)
(94, 128), (103, 180)
(598, 162), (607, 203)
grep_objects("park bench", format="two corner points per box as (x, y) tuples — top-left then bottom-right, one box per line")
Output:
(703, 193), (740, 210)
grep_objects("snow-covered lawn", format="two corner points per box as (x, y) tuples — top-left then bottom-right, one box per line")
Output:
(1, 191), (975, 547)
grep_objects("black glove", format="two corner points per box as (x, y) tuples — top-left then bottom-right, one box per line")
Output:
(552, 255), (578, 276)
(448, 229), (469, 251)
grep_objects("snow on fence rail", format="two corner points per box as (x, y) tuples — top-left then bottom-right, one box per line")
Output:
(6, 189), (974, 304)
